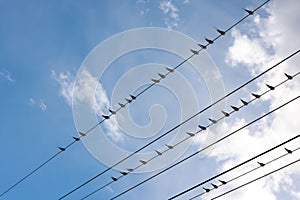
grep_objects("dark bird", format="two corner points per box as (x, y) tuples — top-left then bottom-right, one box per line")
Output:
(221, 110), (230, 117)
(198, 44), (207, 49)
(211, 183), (218, 189)
(59, 147), (66, 151)
(120, 171), (128, 176)
(257, 162), (265, 167)
(118, 103), (125, 108)
(266, 84), (275, 90)
(125, 98), (132, 103)
(252, 93), (261, 98)
(109, 109), (116, 115)
(152, 78), (160, 83)
(111, 176), (118, 181)
(158, 73), (166, 79)
(140, 160), (147, 165)
(130, 95), (136, 100)
(102, 115), (110, 119)
(231, 106), (239, 111)
(244, 9), (254, 15)
(285, 73), (293, 80)
(166, 144), (174, 149)
(198, 125), (207, 130)
(219, 180), (227, 185)
(127, 168), (134, 172)
(186, 132), (195, 137)
(203, 187), (210, 193)
(190, 49), (199, 55)
(285, 148), (293, 154)
(240, 99), (248, 106)
(205, 38), (214, 44)
(155, 150), (163, 156)
(216, 29), (226, 35)
(209, 118), (217, 124)
(73, 137), (80, 141)
(166, 67), (174, 72)
(79, 131), (86, 137)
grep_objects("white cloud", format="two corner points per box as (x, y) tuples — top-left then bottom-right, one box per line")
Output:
(0, 69), (15, 83)
(39, 100), (47, 112)
(159, 0), (180, 29)
(29, 98), (48, 112)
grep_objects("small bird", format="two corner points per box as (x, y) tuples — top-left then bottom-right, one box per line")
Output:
(59, 147), (66, 151)
(219, 180), (227, 185)
(118, 103), (125, 108)
(111, 176), (118, 181)
(73, 137), (80, 141)
(221, 110), (230, 117)
(231, 106), (239, 111)
(165, 144), (174, 149)
(140, 160), (147, 165)
(205, 38), (214, 44)
(252, 93), (261, 98)
(285, 148), (293, 154)
(127, 168), (134, 172)
(257, 162), (265, 167)
(198, 125), (207, 130)
(155, 150), (163, 156)
(198, 44), (207, 49)
(211, 183), (218, 189)
(266, 84), (275, 90)
(216, 29), (226, 35)
(166, 67), (174, 72)
(186, 132), (195, 137)
(102, 115), (110, 119)
(158, 73), (166, 79)
(130, 95), (136, 100)
(152, 79), (160, 83)
(125, 98), (132, 103)
(203, 187), (210, 193)
(79, 131), (86, 137)
(109, 109), (116, 115)
(209, 118), (217, 124)
(190, 49), (199, 55)
(120, 171), (128, 176)
(284, 73), (293, 80)
(240, 99), (248, 106)
(244, 9), (254, 15)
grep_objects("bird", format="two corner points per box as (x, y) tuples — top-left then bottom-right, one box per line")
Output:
(73, 137), (80, 141)
(198, 125), (207, 130)
(252, 93), (261, 98)
(209, 118), (217, 124)
(240, 99), (248, 106)
(140, 160), (147, 165)
(155, 150), (163, 156)
(284, 73), (293, 80)
(166, 67), (174, 72)
(165, 144), (174, 149)
(79, 131), (86, 137)
(120, 171), (128, 176)
(285, 148), (293, 154)
(244, 9), (254, 15)
(216, 28), (226, 35)
(190, 49), (199, 55)
(111, 176), (118, 181)
(266, 84), (275, 90)
(257, 162), (265, 167)
(221, 110), (230, 117)
(198, 44), (207, 49)
(158, 73), (166, 79)
(205, 38), (214, 44)
(109, 109), (116, 115)
(186, 132), (195, 137)
(130, 95), (136, 100)
(59, 147), (66, 151)
(203, 187), (210, 193)
(118, 103), (125, 108)
(152, 79), (160, 83)
(219, 180), (227, 185)
(127, 168), (134, 172)
(125, 98), (132, 103)
(102, 115), (110, 119)
(211, 183), (218, 189)
(231, 106), (239, 111)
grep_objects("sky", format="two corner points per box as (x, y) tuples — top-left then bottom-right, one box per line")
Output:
(0, 0), (299, 200)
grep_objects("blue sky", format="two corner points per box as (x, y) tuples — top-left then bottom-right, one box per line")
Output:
(1, 0), (300, 200)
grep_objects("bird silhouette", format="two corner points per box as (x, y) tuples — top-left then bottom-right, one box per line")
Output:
(231, 105), (239, 111)
(109, 109), (116, 115)
(209, 118), (217, 124)
(285, 148), (293, 154)
(166, 144), (174, 149)
(205, 38), (214, 44)
(59, 147), (66, 151)
(240, 99), (248, 106)
(118, 103), (125, 108)
(203, 187), (210, 193)
(111, 176), (118, 181)
(244, 9), (254, 15)
(120, 172), (128, 176)
(166, 67), (174, 72)
(158, 73), (166, 79)
(216, 28), (226, 35)
(79, 131), (86, 137)
(284, 73), (293, 80)
(198, 125), (207, 130)
(125, 98), (132, 103)
(127, 168), (134, 172)
(198, 44), (207, 49)
(190, 49), (199, 55)
(102, 115), (110, 119)
(257, 162), (265, 167)
(152, 79), (160, 83)
(130, 95), (136, 100)
(155, 150), (163, 156)
(219, 180), (227, 185)
(211, 183), (218, 189)
(186, 132), (195, 137)
(140, 160), (147, 165)
(266, 84), (275, 90)
(221, 111), (230, 117)
(252, 93), (261, 98)
(73, 137), (80, 141)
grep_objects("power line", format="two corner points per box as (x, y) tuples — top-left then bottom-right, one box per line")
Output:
(110, 95), (300, 199)
(80, 71), (300, 199)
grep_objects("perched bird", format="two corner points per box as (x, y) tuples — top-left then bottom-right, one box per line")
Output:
(125, 98), (132, 103)
(152, 79), (160, 83)
(190, 49), (199, 55)
(211, 183), (218, 189)
(127, 168), (134, 172)
(155, 150), (163, 156)
(118, 103), (125, 108)
(158, 73), (166, 79)
(203, 187), (210, 193)
(165, 144), (174, 149)
(198, 125), (207, 130)
(205, 38), (214, 44)
(102, 115), (110, 119)
(111, 176), (118, 181)
(140, 160), (147, 165)
(257, 162), (265, 167)
(285, 73), (293, 80)
(231, 105), (239, 111)
(73, 137), (80, 141)
(216, 28), (226, 35)
(252, 93), (261, 98)
(244, 9), (254, 15)
(186, 132), (195, 137)
(219, 180), (227, 185)
(109, 109), (116, 115)
(240, 99), (248, 106)
(221, 110), (230, 117)
(285, 148), (293, 154)
(198, 44), (207, 49)
(79, 131), (86, 137)
(59, 147), (66, 151)
(120, 171), (128, 176)
(130, 95), (136, 100)
(209, 118), (217, 124)
(266, 84), (275, 90)
(166, 67), (174, 72)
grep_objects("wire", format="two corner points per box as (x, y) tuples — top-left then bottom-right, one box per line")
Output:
(211, 157), (300, 200)
(110, 95), (300, 199)
(80, 71), (300, 199)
